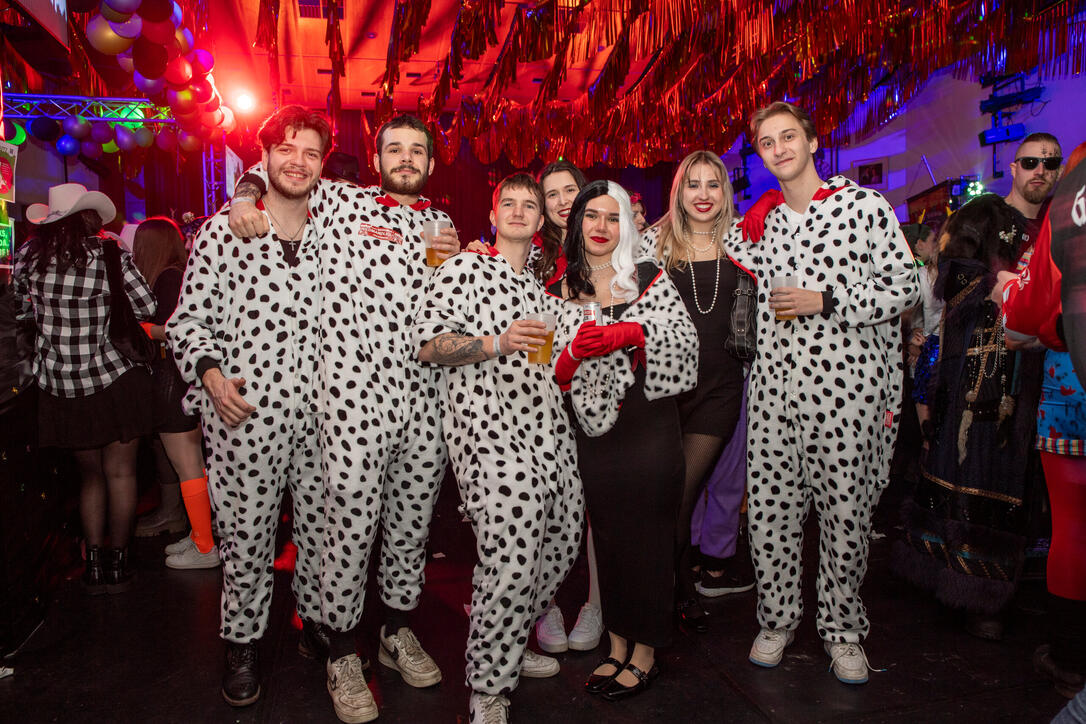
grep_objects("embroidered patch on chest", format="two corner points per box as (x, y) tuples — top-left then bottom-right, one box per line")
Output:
(358, 222), (404, 245)
(884, 409), (894, 429)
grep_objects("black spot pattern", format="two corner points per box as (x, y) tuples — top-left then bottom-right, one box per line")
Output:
(413, 252), (584, 696)
(723, 177), (919, 644)
(167, 211), (324, 643)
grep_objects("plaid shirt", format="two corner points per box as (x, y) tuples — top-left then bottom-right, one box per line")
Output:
(13, 237), (157, 397)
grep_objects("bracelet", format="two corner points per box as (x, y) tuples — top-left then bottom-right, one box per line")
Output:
(231, 197), (256, 206)
(492, 335), (502, 357)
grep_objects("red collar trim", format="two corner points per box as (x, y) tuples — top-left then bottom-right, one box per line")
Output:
(375, 193), (432, 211)
(255, 199), (313, 219)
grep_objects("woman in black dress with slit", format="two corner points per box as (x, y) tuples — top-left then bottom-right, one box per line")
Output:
(550, 180), (699, 700)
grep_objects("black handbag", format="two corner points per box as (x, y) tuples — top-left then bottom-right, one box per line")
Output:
(725, 269), (757, 362)
(101, 238), (158, 364)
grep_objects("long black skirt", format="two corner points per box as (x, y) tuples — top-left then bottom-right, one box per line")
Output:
(574, 366), (685, 648)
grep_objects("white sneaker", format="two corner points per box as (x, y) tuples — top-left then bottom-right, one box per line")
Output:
(377, 625), (442, 687)
(824, 641), (870, 684)
(568, 603), (604, 651)
(470, 692), (510, 724)
(326, 654), (378, 723)
(748, 628), (795, 668)
(534, 604), (568, 653)
(135, 505), (187, 537)
(166, 541), (221, 570)
(164, 534), (195, 556)
(520, 649), (560, 678)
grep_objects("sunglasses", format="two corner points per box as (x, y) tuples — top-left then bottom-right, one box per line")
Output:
(1014, 156), (1062, 171)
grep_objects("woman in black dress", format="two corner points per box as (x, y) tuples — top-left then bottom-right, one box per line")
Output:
(550, 180), (699, 700)
(132, 218), (217, 570)
(640, 151), (749, 627)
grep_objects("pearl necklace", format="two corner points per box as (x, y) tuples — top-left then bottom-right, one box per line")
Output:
(587, 260), (612, 271)
(684, 224), (719, 254)
(684, 224), (721, 314)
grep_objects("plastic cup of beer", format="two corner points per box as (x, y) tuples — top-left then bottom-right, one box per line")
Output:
(423, 219), (452, 267)
(771, 274), (797, 320)
(524, 312), (556, 364)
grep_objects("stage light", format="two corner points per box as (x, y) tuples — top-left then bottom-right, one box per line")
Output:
(978, 123), (1025, 147)
(965, 180), (986, 198)
(235, 92), (256, 113)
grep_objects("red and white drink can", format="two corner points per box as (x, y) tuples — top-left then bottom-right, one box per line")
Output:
(583, 302), (602, 325)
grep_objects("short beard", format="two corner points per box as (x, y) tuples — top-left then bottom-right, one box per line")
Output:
(268, 170), (316, 201)
(1021, 181), (1053, 204)
(382, 165), (428, 195)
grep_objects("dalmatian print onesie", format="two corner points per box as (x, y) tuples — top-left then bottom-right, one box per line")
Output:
(233, 167), (452, 631)
(413, 252), (584, 696)
(724, 177), (918, 644)
(167, 210), (323, 644)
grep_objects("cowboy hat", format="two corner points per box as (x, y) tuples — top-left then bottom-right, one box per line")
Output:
(26, 183), (116, 225)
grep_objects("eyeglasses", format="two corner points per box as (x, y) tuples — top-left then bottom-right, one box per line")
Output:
(1014, 156), (1062, 171)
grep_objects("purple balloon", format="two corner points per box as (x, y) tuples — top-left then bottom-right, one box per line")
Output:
(134, 127), (155, 148)
(110, 14), (143, 39)
(62, 116), (92, 140)
(187, 48), (214, 76)
(155, 128), (177, 151)
(81, 140), (104, 159)
(105, 0), (144, 13)
(90, 122), (114, 144)
(115, 126), (138, 152)
(133, 71), (166, 95)
(56, 135), (81, 156)
(171, 1), (183, 27)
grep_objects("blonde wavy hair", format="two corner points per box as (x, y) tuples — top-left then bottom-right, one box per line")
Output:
(650, 150), (735, 272)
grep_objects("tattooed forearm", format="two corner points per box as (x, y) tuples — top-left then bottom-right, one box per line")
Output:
(419, 333), (490, 366)
(234, 181), (263, 202)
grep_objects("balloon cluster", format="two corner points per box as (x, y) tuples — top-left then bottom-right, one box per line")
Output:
(82, 0), (235, 155)
(41, 115), (158, 158)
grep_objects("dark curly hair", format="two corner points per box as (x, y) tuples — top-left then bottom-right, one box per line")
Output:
(257, 105), (334, 160)
(940, 194), (1027, 271)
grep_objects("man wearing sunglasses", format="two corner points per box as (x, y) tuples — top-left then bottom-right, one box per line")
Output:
(1006, 132), (1063, 230)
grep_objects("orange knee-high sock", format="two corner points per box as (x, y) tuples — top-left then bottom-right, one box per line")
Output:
(179, 476), (214, 554)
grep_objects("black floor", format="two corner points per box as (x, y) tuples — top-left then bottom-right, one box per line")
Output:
(0, 466), (1072, 724)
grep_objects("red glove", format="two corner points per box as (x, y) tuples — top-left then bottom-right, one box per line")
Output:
(555, 322), (596, 389)
(739, 189), (783, 243)
(578, 321), (645, 357)
(140, 321), (155, 339)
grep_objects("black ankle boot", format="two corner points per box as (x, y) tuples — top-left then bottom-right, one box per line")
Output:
(83, 545), (106, 595)
(105, 547), (135, 593)
(223, 641), (261, 707)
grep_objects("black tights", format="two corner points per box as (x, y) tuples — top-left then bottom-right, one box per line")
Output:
(72, 439), (140, 549)
(674, 432), (727, 598)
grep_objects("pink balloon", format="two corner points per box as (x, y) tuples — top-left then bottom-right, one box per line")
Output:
(189, 77), (214, 103)
(186, 48), (214, 76)
(163, 56), (192, 86)
(117, 50), (135, 73)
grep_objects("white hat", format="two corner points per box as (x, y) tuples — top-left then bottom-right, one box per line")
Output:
(26, 183), (116, 225)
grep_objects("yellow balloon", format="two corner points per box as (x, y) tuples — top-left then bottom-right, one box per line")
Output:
(87, 14), (136, 56)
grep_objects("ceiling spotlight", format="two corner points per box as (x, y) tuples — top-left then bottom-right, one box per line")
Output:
(235, 92), (257, 113)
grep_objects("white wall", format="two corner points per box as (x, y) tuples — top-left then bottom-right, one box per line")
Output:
(726, 66), (1086, 219)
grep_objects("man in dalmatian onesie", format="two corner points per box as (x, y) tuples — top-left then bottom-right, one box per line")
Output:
(229, 115), (460, 722)
(414, 173), (584, 724)
(167, 106), (333, 709)
(725, 102), (918, 685)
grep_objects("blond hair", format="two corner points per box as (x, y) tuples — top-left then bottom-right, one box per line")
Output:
(748, 101), (817, 144)
(651, 150), (735, 272)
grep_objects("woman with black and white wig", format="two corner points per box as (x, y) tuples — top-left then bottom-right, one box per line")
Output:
(547, 179), (698, 700)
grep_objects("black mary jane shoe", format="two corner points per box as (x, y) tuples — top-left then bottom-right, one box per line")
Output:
(677, 598), (709, 633)
(601, 662), (660, 702)
(585, 655), (629, 694)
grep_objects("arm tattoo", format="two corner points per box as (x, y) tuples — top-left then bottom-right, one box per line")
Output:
(234, 180), (263, 202)
(426, 333), (489, 366)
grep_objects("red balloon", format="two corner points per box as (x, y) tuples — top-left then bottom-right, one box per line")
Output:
(138, 0), (173, 22)
(220, 106), (237, 134)
(189, 78), (214, 103)
(140, 18), (175, 45)
(132, 37), (168, 78)
(200, 108), (224, 127)
(163, 56), (192, 86)
(202, 94), (221, 112)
